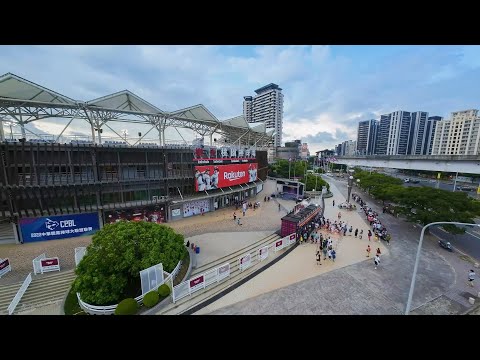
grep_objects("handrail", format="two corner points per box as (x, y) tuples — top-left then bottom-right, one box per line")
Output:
(8, 273), (32, 315)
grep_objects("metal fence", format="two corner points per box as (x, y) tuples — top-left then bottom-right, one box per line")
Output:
(172, 233), (296, 304)
(77, 259), (182, 315)
(8, 273), (32, 315)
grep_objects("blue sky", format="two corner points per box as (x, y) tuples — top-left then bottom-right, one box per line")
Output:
(1, 45), (479, 152)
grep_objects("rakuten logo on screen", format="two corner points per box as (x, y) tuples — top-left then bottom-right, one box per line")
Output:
(224, 170), (246, 181)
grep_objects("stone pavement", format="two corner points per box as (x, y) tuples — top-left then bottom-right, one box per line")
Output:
(206, 175), (466, 315)
(195, 178), (388, 314)
(187, 231), (273, 269)
(0, 180), (284, 287)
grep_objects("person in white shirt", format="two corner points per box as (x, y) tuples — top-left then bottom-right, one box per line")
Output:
(374, 254), (380, 269)
(210, 167), (219, 189)
(203, 169), (212, 190)
(195, 170), (205, 191)
(248, 164), (257, 182)
(468, 269), (475, 287)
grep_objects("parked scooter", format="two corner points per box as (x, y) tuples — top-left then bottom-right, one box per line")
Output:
(438, 240), (453, 252)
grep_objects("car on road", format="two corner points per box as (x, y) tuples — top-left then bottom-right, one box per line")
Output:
(404, 178), (410, 183)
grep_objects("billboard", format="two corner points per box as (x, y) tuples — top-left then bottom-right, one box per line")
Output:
(105, 206), (166, 224)
(194, 163), (258, 191)
(19, 213), (100, 243)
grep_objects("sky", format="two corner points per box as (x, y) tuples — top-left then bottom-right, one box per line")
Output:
(1, 45), (479, 153)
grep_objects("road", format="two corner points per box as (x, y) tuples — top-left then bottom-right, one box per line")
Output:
(329, 174), (480, 261)
(430, 225), (480, 263)
(386, 173), (478, 198)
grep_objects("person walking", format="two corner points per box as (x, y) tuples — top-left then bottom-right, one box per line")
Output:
(233, 212), (237, 221)
(278, 203), (281, 212)
(367, 230), (372, 242)
(359, 229), (363, 239)
(333, 200), (335, 207)
(468, 269), (475, 287)
(374, 254), (380, 269)
(316, 250), (322, 265)
(322, 244), (328, 260)
(354, 228), (358, 238)
(348, 226), (353, 236)
(331, 249), (336, 262)
(366, 245), (371, 257)
(338, 212), (342, 220)
(376, 247), (381, 256)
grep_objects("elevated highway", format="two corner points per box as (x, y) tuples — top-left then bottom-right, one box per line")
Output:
(336, 155), (480, 174)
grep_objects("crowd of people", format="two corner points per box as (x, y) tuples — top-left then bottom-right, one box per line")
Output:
(352, 193), (392, 244)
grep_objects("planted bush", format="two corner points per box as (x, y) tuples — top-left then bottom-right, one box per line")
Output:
(143, 291), (160, 308)
(115, 298), (138, 315)
(74, 221), (188, 305)
(158, 283), (171, 297)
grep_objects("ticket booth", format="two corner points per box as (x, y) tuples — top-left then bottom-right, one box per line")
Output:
(280, 204), (322, 237)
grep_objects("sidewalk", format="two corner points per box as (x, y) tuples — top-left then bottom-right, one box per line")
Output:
(194, 179), (387, 314)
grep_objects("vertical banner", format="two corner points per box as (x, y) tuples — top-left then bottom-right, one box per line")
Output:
(217, 263), (230, 281)
(287, 233), (297, 246)
(274, 239), (284, 252)
(0, 258), (12, 278)
(239, 253), (252, 271)
(258, 246), (269, 261)
(189, 275), (205, 293)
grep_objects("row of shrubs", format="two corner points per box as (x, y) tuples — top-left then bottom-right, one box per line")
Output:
(114, 283), (171, 315)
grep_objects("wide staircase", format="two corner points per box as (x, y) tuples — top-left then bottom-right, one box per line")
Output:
(0, 270), (76, 315)
(157, 232), (285, 315)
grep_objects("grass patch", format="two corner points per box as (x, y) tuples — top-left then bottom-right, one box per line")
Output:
(458, 254), (475, 264)
(64, 285), (87, 315)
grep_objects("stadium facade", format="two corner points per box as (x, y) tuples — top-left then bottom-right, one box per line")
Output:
(0, 73), (272, 244)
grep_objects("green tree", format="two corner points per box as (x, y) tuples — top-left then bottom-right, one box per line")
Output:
(269, 159), (307, 179)
(390, 186), (480, 229)
(74, 221), (187, 306)
(302, 174), (330, 192)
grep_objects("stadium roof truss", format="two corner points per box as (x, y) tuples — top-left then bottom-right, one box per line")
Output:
(0, 73), (274, 147)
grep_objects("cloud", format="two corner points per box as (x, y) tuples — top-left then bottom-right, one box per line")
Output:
(1, 45), (479, 152)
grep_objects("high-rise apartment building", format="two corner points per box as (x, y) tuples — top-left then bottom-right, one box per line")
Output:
(423, 116), (442, 155)
(243, 83), (284, 148)
(243, 96), (253, 123)
(356, 119), (378, 155)
(409, 111), (429, 155)
(375, 111), (411, 155)
(431, 109), (480, 155)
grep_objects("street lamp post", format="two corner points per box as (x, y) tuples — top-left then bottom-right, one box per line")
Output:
(405, 221), (480, 315)
(347, 169), (355, 203)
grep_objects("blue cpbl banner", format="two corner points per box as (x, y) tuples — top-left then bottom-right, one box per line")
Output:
(19, 212), (100, 243)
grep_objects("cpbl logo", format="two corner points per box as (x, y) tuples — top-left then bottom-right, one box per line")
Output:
(45, 218), (59, 231)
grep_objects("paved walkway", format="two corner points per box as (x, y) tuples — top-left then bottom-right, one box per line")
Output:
(195, 179), (388, 314)
(204, 176), (473, 315)
(0, 180), (286, 286)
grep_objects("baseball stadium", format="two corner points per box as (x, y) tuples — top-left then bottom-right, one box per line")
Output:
(0, 73), (274, 244)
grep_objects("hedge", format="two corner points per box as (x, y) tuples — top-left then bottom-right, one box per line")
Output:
(143, 291), (160, 308)
(158, 283), (171, 297)
(115, 298), (138, 315)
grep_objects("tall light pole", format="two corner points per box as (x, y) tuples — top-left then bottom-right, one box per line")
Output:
(405, 221), (480, 315)
(347, 168), (355, 203)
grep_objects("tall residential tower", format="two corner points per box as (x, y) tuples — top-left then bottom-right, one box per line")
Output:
(243, 83), (284, 148)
